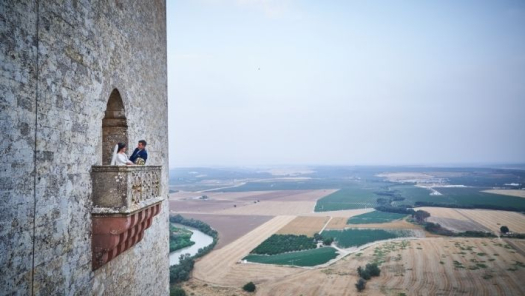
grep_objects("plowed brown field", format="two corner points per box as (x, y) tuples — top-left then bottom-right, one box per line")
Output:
(174, 213), (273, 249)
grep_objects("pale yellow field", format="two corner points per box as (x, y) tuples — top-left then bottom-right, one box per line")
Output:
(416, 207), (525, 234)
(483, 189), (525, 198)
(306, 208), (374, 218)
(456, 209), (525, 234)
(189, 238), (525, 296)
(277, 216), (330, 236)
(171, 189), (338, 202)
(170, 190), (271, 201)
(259, 238), (525, 295)
(213, 201), (317, 216)
(326, 217), (348, 229)
(416, 207), (470, 221)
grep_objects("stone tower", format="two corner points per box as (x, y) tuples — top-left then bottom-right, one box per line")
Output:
(1, 0), (169, 295)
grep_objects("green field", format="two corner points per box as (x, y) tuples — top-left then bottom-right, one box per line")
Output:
(322, 229), (413, 248)
(315, 187), (380, 211)
(347, 211), (408, 224)
(244, 247), (338, 266)
(393, 185), (525, 211)
(169, 166), (525, 212)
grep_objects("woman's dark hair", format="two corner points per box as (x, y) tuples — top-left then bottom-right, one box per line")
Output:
(139, 140), (147, 146)
(117, 142), (126, 152)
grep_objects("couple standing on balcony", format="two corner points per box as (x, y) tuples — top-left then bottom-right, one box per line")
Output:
(110, 140), (148, 166)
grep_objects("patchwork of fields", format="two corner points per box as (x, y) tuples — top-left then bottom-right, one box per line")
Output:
(253, 238), (525, 296)
(169, 166), (525, 295)
(394, 185), (525, 211)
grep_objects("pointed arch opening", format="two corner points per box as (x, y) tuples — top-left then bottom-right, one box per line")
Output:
(102, 89), (128, 165)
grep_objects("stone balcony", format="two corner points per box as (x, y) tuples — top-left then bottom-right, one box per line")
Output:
(90, 165), (163, 270)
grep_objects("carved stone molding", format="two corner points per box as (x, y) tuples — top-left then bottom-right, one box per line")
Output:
(92, 203), (161, 270)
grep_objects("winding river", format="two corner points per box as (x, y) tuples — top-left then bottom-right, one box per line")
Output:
(169, 223), (214, 266)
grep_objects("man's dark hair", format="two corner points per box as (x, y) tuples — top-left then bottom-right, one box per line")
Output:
(139, 140), (147, 146)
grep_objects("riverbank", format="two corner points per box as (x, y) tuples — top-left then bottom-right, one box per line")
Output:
(169, 223), (214, 266)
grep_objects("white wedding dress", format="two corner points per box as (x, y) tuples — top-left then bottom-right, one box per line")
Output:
(114, 153), (131, 166)
(110, 144), (132, 166)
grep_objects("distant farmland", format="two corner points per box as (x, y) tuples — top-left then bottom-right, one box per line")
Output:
(395, 185), (525, 211)
(314, 187), (379, 211)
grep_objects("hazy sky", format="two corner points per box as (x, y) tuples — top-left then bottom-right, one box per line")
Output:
(166, 0), (525, 168)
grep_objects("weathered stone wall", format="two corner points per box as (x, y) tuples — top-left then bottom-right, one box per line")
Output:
(0, 1), (38, 295)
(0, 0), (169, 295)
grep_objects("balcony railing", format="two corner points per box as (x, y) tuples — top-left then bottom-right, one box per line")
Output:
(91, 165), (163, 214)
(90, 165), (163, 270)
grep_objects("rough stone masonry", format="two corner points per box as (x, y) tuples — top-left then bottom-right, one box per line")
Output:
(0, 0), (169, 295)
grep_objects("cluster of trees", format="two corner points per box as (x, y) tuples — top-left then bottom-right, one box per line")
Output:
(169, 225), (195, 252)
(251, 234), (316, 255)
(170, 286), (186, 296)
(243, 282), (256, 292)
(169, 254), (194, 284)
(358, 263), (381, 280)
(413, 210), (430, 223)
(374, 190), (406, 204)
(322, 237), (334, 245)
(376, 198), (390, 206)
(355, 263), (381, 291)
(500, 225), (525, 238)
(313, 233), (335, 246)
(355, 278), (366, 292)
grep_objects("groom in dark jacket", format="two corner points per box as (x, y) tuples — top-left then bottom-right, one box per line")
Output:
(130, 140), (148, 164)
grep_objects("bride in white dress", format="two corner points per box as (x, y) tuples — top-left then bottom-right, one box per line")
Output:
(110, 143), (134, 166)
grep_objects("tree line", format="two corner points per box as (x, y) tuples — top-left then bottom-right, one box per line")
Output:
(251, 234), (317, 255)
(169, 224), (195, 253)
